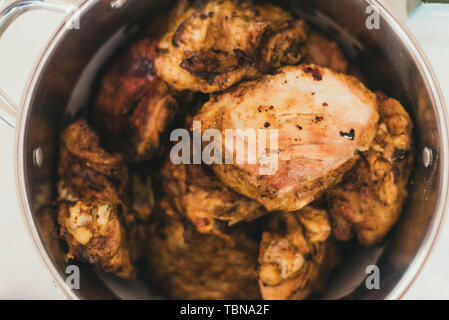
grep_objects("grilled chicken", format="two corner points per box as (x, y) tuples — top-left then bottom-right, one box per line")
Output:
(155, 0), (308, 93)
(145, 201), (260, 299)
(57, 120), (147, 278)
(195, 64), (379, 212)
(161, 159), (265, 233)
(328, 93), (414, 246)
(58, 120), (128, 199)
(58, 195), (136, 278)
(258, 206), (339, 300)
(92, 34), (180, 162)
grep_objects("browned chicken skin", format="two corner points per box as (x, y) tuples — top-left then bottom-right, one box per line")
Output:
(57, 120), (148, 278)
(161, 159), (265, 233)
(92, 34), (180, 162)
(258, 207), (339, 300)
(145, 203), (260, 299)
(54, 0), (416, 299)
(195, 64), (379, 212)
(155, 0), (308, 93)
(328, 93), (414, 246)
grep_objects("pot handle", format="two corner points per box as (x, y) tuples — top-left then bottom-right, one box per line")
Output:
(0, 0), (79, 128)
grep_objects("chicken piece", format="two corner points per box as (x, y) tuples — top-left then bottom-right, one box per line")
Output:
(58, 119), (128, 200)
(145, 202), (260, 299)
(328, 93), (414, 246)
(57, 120), (144, 278)
(58, 194), (136, 278)
(92, 34), (180, 162)
(155, 0), (308, 93)
(195, 64), (379, 212)
(161, 159), (265, 233)
(304, 30), (349, 73)
(258, 207), (339, 300)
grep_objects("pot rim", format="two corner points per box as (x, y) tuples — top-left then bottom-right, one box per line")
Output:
(369, 0), (449, 299)
(13, 0), (449, 300)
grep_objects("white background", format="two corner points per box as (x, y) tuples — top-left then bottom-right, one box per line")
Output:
(0, 0), (449, 299)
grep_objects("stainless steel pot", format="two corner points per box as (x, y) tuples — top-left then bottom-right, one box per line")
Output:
(0, 0), (447, 300)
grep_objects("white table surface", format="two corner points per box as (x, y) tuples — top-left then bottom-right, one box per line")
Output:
(1, 1), (449, 300)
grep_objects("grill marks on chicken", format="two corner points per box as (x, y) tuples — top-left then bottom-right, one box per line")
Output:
(195, 64), (379, 212)
(145, 205), (260, 300)
(327, 93), (414, 246)
(258, 207), (339, 300)
(57, 120), (148, 278)
(155, 0), (308, 93)
(92, 35), (180, 162)
(161, 159), (265, 233)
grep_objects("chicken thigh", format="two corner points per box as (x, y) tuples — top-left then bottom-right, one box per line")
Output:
(161, 159), (265, 233)
(258, 206), (339, 300)
(328, 92), (414, 246)
(195, 64), (379, 212)
(92, 34), (180, 162)
(57, 120), (146, 278)
(155, 0), (308, 93)
(145, 201), (260, 299)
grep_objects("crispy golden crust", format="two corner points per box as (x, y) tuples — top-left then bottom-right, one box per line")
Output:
(258, 207), (339, 300)
(58, 198), (136, 278)
(328, 92), (414, 246)
(57, 120), (149, 278)
(161, 159), (266, 233)
(155, 0), (308, 93)
(92, 34), (179, 162)
(195, 64), (379, 212)
(145, 205), (260, 300)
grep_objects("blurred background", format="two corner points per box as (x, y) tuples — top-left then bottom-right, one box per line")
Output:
(0, 0), (448, 299)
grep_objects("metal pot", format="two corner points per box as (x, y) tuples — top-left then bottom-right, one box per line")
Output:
(0, 0), (447, 299)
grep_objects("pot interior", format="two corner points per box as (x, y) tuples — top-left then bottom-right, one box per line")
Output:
(21, 0), (445, 299)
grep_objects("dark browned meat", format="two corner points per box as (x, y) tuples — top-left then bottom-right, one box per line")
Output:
(161, 159), (265, 233)
(155, 0), (308, 93)
(57, 120), (150, 278)
(145, 202), (260, 299)
(92, 34), (180, 162)
(258, 206), (339, 300)
(328, 93), (414, 246)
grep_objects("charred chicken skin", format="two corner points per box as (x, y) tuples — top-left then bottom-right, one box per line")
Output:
(161, 158), (265, 233)
(258, 207), (339, 300)
(195, 64), (379, 212)
(92, 34), (179, 162)
(328, 93), (414, 246)
(155, 0), (308, 93)
(145, 202), (260, 300)
(57, 120), (146, 278)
